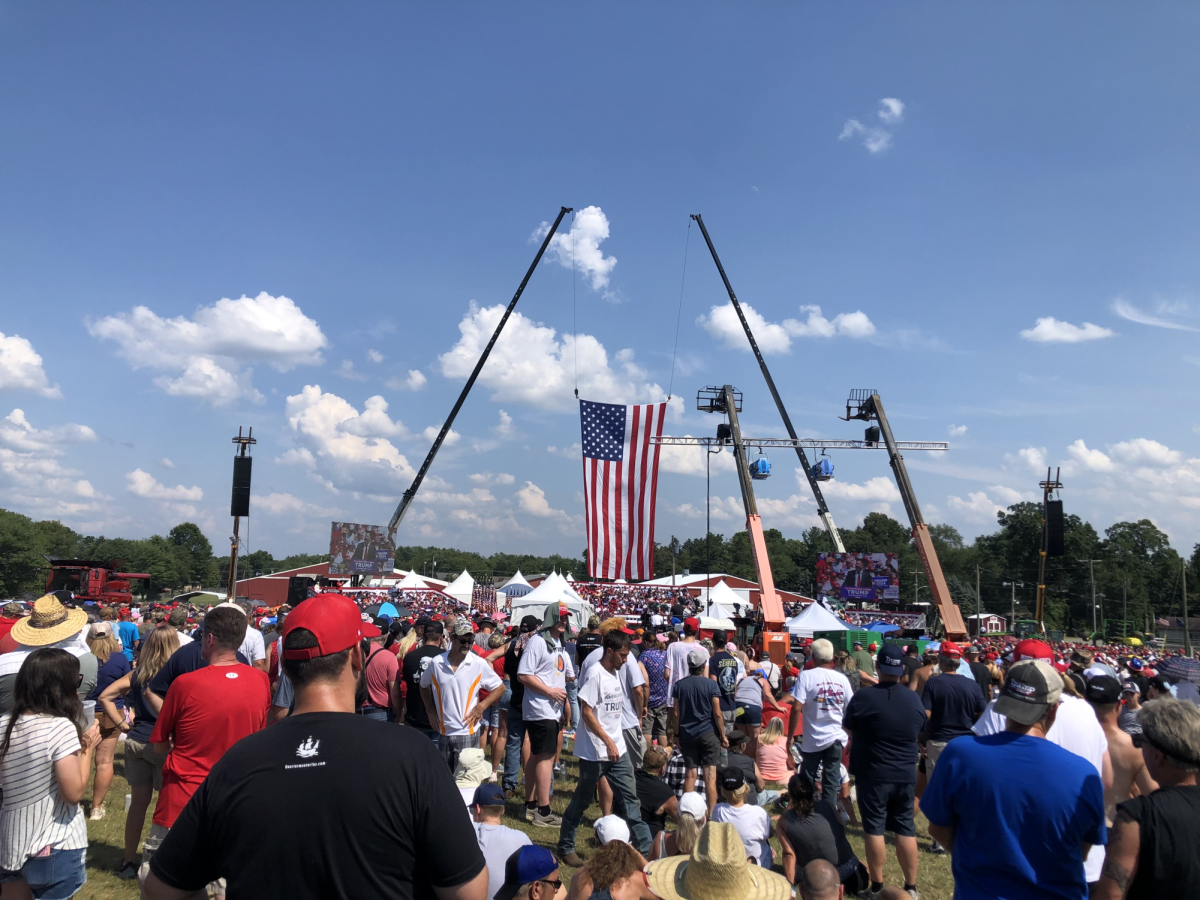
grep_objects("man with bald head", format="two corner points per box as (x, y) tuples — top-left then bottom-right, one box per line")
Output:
(800, 860), (909, 900)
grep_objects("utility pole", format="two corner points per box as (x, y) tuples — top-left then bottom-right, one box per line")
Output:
(1003, 581), (1025, 633)
(1184, 561), (1192, 657)
(976, 565), (982, 640)
(1079, 558), (1101, 640)
(1035, 467), (1063, 632)
(1123, 580), (1128, 641)
(226, 427), (256, 602)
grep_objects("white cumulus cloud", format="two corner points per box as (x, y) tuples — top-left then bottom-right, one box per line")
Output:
(0, 333), (61, 398)
(948, 424), (968, 437)
(89, 292), (327, 405)
(537, 206), (617, 292)
(0, 409), (100, 519)
(698, 302), (876, 354)
(658, 441), (737, 476)
(947, 491), (1005, 521)
(469, 472), (516, 486)
(386, 369), (427, 392)
(1067, 439), (1115, 472)
(1020, 317), (1115, 343)
(438, 302), (669, 412)
(495, 410), (515, 436)
(367, 349), (384, 363)
(283, 385), (417, 495)
(515, 481), (569, 520)
(421, 425), (461, 446)
(839, 98), (905, 154)
(126, 468), (203, 502)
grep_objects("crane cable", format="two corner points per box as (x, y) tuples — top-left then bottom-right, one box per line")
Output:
(667, 219), (691, 401)
(571, 211), (579, 398)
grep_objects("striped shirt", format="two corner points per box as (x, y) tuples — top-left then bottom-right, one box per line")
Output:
(0, 714), (87, 871)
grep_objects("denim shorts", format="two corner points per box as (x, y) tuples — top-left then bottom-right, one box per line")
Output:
(481, 703), (500, 729)
(0, 847), (86, 900)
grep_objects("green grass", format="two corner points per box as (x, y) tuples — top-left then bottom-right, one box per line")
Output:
(80, 746), (956, 899)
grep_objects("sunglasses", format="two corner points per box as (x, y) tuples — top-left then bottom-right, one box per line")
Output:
(539, 880), (563, 891)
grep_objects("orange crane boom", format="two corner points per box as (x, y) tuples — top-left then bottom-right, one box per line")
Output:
(704, 385), (791, 664)
(843, 390), (968, 640)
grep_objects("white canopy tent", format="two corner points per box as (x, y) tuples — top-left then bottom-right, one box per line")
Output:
(698, 615), (736, 633)
(393, 570), (433, 591)
(703, 580), (744, 620)
(786, 603), (850, 638)
(502, 570), (534, 599)
(445, 570), (475, 607)
(508, 572), (596, 635)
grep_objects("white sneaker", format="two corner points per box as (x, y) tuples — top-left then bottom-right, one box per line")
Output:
(89, 806), (106, 820)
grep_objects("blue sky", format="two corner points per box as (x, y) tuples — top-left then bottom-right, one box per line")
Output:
(2, 3), (1199, 562)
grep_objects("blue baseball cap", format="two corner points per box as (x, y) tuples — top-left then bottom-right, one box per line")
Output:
(877, 644), (905, 676)
(496, 846), (559, 900)
(472, 783), (506, 806)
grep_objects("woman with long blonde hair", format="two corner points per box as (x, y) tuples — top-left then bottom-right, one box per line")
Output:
(661, 791), (706, 857)
(98, 626), (179, 879)
(756, 717), (792, 785)
(85, 621), (130, 820)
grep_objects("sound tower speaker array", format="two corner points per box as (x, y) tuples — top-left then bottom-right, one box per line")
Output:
(1046, 500), (1065, 556)
(287, 576), (314, 605)
(231, 456), (253, 517)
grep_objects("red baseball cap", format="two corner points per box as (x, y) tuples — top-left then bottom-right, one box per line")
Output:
(1013, 639), (1053, 662)
(683, 617), (700, 631)
(939, 641), (962, 659)
(282, 594), (365, 661)
(360, 621), (382, 639)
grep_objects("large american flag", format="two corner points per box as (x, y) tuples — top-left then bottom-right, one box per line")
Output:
(580, 399), (666, 580)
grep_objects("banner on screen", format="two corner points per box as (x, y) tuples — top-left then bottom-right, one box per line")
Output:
(816, 552), (899, 602)
(329, 522), (395, 576)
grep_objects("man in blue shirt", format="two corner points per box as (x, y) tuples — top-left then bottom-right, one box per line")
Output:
(922, 659), (1106, 900)
(844, 643), (927, 898)
(116, 607), (141, 663)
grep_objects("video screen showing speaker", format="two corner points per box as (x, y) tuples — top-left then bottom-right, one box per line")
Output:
(816, 552), (900, 603)
(329, 522), (395, 576)
(1046, 500), (1065, 556)
(231, 456), (252, 517)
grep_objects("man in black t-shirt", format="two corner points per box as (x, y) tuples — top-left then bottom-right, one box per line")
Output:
(963, 646), (994, 699)
(901, 645), (922, 685)
(574, 617), (603, 668)
(843, 644), (927, 897)
(143, 593), (488, 900)
(708, 630), (741, 738)
(400, 622), (445, 739)
(921, 643), (986, 773)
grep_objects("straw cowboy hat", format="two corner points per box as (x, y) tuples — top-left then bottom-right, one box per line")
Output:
(12, 594), (89, 647)
(645, 822), (790, 900)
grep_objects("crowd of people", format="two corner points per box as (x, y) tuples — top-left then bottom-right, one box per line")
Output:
(0, 585), (1198, 900)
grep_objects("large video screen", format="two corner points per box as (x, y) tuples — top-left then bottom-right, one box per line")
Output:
(816, 552), (899, 602)
(329, 522), (395, 576)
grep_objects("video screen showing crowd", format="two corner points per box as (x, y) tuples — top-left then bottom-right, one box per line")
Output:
(328, 522), (396, 576)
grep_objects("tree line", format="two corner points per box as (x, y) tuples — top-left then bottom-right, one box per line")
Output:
(2, 502), (1197, 633)
(655, 504), (1200, 634)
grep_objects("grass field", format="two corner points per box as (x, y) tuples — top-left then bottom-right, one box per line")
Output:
(78, 747), (956, 900)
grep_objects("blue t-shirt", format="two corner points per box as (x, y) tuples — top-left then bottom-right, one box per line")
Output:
(922, 672), (986, 741)
(674, 675), (721, 740)
(87, 652), (131, 709)
(148, 639), (250, 699)
(843, 681), (926, 783)
(116, 621), (141, 662)
(921, 732), (1106, 900)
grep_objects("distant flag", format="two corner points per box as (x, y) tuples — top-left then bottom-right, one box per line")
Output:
(580, 399), (666, 581)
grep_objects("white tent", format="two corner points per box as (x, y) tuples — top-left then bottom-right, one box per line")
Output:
(445, 570), (475, 607)
(502, 570), (534, 598)
(508, 572), (596, 635)
(699, 615), (736, 633)
(393, 570), (433, 591)
(786, 603), (850, 637)
(703, 580), (744, 620)
(565, 573), (574, 582)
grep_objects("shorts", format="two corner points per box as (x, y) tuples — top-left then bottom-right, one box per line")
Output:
(644, 705), (670, 738)
(623, 726), (647, 768)
(926, 739), (949, 774)
(680, 731), (722, 769)
(498, 681), (512, 713)
(735, 705), (763, 727)
(0, 847), (86, 900)
(526, 719), (561, 755)
(481, 703), (501, 729)
(855, 778), (916, 837)
(124, 738), (166, 791)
